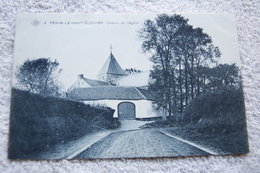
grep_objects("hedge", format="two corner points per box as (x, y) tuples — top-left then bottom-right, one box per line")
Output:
(8, 88), (116, 159)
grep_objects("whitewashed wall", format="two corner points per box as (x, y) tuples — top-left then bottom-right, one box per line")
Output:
(84, 99), (162, 119)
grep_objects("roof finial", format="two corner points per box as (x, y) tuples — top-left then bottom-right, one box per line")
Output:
(110, 44), (113, 53)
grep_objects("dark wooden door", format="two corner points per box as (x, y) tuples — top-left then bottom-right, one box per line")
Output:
(118, 102), (135, 120)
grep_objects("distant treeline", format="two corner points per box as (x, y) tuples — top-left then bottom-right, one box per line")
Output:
(8, 88), (116, 159)
(125, 68), (143, 75)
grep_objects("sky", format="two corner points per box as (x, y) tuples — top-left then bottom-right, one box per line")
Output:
(13, 13), (241, 90)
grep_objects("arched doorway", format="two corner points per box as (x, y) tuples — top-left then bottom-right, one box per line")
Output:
(118, 102), (136, 120)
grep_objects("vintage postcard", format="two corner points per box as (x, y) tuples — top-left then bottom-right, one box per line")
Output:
(8, 13), (248, 159)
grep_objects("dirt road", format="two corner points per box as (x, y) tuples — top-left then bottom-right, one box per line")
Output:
(74, 129), (209, 159)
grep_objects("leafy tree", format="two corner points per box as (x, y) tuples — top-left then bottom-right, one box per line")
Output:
(139, 14), (188, 119)
(15, 58), (63, 96)
(139, 14), (221, 118)
(206, 63), (241, 89)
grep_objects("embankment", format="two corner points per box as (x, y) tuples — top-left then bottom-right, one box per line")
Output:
(8, 88), (116, 159)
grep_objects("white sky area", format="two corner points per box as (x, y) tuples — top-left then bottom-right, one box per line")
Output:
(13, 14), (241, 90)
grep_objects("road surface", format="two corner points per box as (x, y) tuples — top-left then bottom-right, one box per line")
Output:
(74, 129), (209, 159)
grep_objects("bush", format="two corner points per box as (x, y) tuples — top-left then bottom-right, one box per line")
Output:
(8, 88), (116, 159)
(183, 86), (246, 128)
(182, 86), (248, 152)
(143, 86), (248, 154)
(171, 86), (248, 154)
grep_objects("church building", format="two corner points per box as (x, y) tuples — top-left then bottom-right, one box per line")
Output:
(96, 52), (128, 85)
(67, 50), (162, 120)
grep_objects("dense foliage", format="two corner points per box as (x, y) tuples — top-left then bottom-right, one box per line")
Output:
(138, 14), (247, 154)
(179, 86), (248, 154)
(8, 88), (117, 159)
(139, 14), (241, 120)
(183, 86), (245, 127)
(142, 86), (248, 154)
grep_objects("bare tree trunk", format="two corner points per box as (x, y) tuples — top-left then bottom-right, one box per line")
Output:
(178, 58), (183, 113)
(43, 63), (56, 95)
(184, 58), (189, 106)
(191, 56), (194, 99)
(162, 93), (167, 120)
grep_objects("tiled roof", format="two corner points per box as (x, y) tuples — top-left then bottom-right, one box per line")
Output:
(68, 86), (156, 101)
(137, 88), (157, 100)
(97, 53), (127, 77)
(83, 78), (110, 87)
(67, 75), (110, 93)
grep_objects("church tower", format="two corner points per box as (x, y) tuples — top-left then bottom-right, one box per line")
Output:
(97, 47), (127, 85)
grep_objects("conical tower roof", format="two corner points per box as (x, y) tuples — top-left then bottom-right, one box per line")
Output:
(97, 53), (127, 77)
